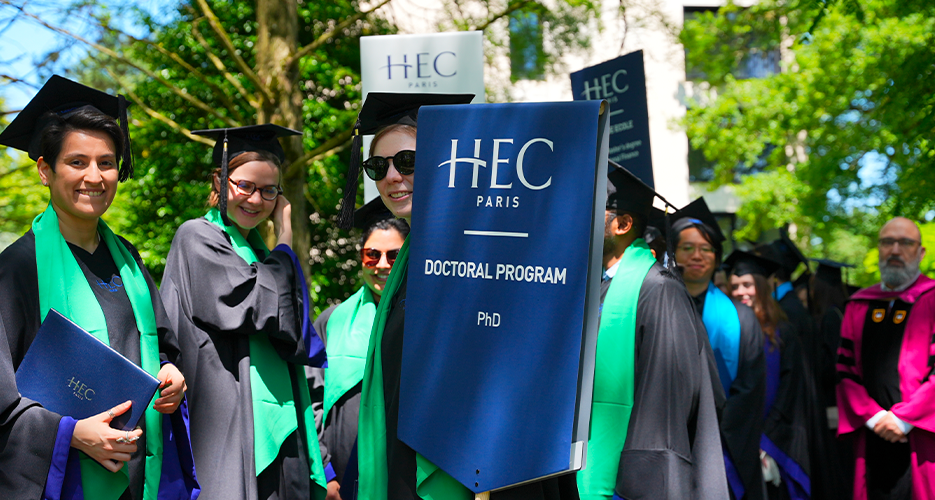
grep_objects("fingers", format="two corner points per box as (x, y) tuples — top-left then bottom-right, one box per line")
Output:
(101, 401), (133, 421)
(99, 459), (125, 473)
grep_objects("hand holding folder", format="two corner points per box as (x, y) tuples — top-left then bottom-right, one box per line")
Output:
(71, 401), (143, 472)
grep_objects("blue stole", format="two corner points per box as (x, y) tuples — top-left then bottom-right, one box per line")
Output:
(701, 282), (741, 395)
(773, 281), (794, 302)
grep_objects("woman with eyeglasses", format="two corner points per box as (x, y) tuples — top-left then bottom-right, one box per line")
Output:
(306, 197), (408, 500)
(726, 250), (835, 500)
(160, 125), (329, 500)
(336, 93), (579, 500)
(0, 76), (197, 500)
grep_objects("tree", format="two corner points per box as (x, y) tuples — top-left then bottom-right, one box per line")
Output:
(680, 0), (935, 285)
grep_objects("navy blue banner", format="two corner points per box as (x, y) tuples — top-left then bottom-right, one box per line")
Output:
(570, 50), (654, 187)
(399, 101), (609, 492)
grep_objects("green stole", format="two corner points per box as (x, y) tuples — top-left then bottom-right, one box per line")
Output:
(322, 286), (375, 423)
(577, 239), (656, 500)
(32, 204), (163, 500)
(358, 238), (471, 500)
(203, 209), (326, 496)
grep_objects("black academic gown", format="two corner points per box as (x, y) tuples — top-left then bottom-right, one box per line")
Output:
(777, 292), (816, 362)
(762, 326), (838, 500)
(599, 264), (729, 499)
(380, 274), (580, 500)
(0, 230), (180, 500)
(159, 218), (315, 500)
(307, 305), (358, 484)
(693, 292), (766, 500)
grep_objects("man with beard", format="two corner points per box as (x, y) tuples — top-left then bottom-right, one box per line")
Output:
(837, 217), (935, 499)
(580, 162), (727, 500)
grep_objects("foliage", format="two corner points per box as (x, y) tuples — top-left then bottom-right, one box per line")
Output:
(681, 0), (935, 286)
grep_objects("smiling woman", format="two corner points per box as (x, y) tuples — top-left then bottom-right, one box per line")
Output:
(0, 75), (197, 500)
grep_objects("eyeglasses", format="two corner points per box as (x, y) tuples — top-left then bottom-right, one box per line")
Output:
(229, 178), (282, 201)
(361, 248), (400, 268)
(363, 150), (416, 181)
(879, 237), (920, 249)
(676, 244), (716, 256)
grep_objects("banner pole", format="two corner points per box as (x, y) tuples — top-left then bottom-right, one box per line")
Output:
(475, 492), (490, 500)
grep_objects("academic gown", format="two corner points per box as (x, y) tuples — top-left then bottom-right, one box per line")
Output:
(160, 218), (318, 500)
(0, 230), (190, 500)
(776, 289), (816, 364)
(836, 275), (935, 500)
(595, 263), (729, 499)
(761, 326), (837, 500)
(308, 304), (359, 486)
(380, 274), (581, 500)
(693, 291), (766, 500)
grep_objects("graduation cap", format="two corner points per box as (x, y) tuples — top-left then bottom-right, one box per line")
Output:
(606, 160), (657, 218)
(0, 75), (134, 181)
(354, 196), (395, 231)
(758, 234), (810, 277)
(670, 197), (726, 245)
(792, 270), (812, 290)
(725, 250), (782, 278)
(191, 124), (301, 226)
(812, 258), (854, 288)
(338, 92), (475, 230)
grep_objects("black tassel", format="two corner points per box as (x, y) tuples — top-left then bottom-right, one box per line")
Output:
(117, 95), (134, 182)
(337, 119), (363, 230)
(219, 132), (231, 226)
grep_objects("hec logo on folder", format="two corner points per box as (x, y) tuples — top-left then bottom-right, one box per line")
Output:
(67, 376), (96, 401)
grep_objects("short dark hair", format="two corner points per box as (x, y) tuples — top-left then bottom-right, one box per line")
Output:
(621, 211), (647, 239)
(361, 217), (410, 248)
(39, 107), (125, 177)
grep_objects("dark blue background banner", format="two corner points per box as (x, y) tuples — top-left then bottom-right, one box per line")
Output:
(570, 50), (654, 187)
(399, 101), (608, 492)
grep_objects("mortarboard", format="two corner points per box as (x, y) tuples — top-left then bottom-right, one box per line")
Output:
(191, 124), (301, 226)
(606, 160), (656, 218)
(338, 92), (474, 230)
(792, 270), (812, 290)
(812, 258), (854, 288)
(670, 197), (726, 245)
(354, 196), (395, 231)
(725, 250), (782, 278)
(758, 234), (809, 276)
(0, 75), (134, 181)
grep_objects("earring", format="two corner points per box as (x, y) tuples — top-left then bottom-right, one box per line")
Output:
(42, 181), (48, 186)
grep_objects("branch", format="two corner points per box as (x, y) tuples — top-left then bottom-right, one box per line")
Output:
(190, 17), (258, 108)
(100, 24), (247, 123)
(7, 3), (240, 127)
(104, 68), (215, 146)
(473, 0), (535, 31)
(194, 0), (273, 103)
(0, 108), (23, 116)
(287, 0), (393, 67)
(288, 128), (353, 175)
(0, 72), (40, 89)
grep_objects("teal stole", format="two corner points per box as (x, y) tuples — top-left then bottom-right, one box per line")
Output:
(322, 286), (375, 423)
(577, 239), (656, 500)
(33, 204), (163, 500)
(701, 282), (741, 395)
(203, 208), (326, 496)
(357, 238), (471, 500)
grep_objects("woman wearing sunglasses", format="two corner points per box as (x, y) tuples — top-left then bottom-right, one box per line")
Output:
(337, 93), (578, 500)
(160, 125), (329, 500)
(309, 197), (408, 500)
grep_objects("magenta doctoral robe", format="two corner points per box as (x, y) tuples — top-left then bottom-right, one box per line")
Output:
(837, 274), (935, 499)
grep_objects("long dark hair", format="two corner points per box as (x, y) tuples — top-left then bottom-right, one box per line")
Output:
(750, 273), (786, 348)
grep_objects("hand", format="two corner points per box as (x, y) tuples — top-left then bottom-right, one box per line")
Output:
(326, 480), (342, 500)
(153, 363), (187, 414)
(71, 401), (143, 472)
(272, 195), (293, 246)
(873, 411), (908, 443)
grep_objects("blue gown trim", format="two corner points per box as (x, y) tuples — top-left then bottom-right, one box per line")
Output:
(761, 434), (810, 499)
(773, 281), (793, 302)
(701, 282), (741, 395)
(275, 244), (327, 368)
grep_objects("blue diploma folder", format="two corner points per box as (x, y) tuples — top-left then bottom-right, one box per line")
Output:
(15, 309), (161, 431)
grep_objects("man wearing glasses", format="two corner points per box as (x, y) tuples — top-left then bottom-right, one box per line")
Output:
(837, 217), (935, 499)
(671, 198), (766, 500)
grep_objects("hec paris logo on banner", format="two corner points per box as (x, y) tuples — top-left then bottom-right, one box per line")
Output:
(360, 31), (485, 100)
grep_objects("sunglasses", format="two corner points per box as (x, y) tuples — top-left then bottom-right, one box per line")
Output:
(361, 248), (400, 268)
(363, 150), (416, 181)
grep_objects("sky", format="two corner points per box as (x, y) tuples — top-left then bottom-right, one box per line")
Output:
(0, 0), (178, 109)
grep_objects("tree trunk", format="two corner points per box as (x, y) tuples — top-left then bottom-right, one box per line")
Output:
(255, 0), (311, 281)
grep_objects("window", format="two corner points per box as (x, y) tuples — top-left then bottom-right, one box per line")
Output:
(509, 11), (544, 82)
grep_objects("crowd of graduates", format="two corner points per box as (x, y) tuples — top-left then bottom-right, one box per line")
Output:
(1, 75), (933, 500)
